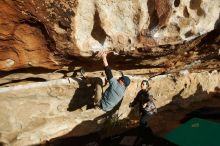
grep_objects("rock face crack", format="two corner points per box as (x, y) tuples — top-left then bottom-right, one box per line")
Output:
(91, 10), (107, 45)
(190, 0), (205, 16)
(147, 0), (159, 32)
(19, 17), (57, 54)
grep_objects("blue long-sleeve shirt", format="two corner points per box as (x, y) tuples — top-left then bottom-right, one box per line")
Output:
(100, 66), (126, 112)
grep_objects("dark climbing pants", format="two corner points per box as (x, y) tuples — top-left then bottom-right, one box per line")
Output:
(140, 111), (151, 128)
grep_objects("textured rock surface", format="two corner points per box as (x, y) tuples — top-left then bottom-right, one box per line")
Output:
(0, 0), (220, 145)
(0, 0), (219, 71)
(0, 1), (60, 70)
(0, 70), (219, 145)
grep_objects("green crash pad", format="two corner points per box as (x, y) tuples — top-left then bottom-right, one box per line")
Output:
(165, 118), (220, 146)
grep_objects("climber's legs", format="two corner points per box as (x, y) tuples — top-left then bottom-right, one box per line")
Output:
(86, 77), (104, 104)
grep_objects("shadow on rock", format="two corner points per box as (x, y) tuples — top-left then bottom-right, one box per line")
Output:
(159, 83), (213, 111)
(67, 78), (96, 111)
(47, 100), (124, 146)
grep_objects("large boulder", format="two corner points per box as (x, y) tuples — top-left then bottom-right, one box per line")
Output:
(0, 0), (219, 145)
(0, 70), (219, 145)
(0, 0), (219, 71)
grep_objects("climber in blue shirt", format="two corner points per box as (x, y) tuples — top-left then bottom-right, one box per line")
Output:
(94, 51), (131, 112)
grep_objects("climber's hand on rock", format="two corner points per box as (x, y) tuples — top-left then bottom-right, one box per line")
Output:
(97, 50), (108, 59)
(101, 51), (108, 59)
